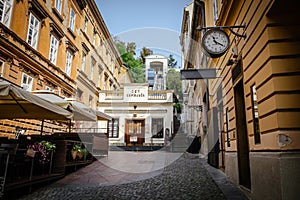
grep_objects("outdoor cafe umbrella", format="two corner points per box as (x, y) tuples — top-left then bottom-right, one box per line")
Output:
(32, 91), (99, 121)
(0, 79), (73, 120)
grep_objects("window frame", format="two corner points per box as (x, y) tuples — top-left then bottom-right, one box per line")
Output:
(54, 0), (62, 14)
(21, 73), (33, 92)
(151, 118), (164, 138)
(65, 50), (73, 76)
(251, 84), (261, 144)
(26, 12), (40, 49)
(108, 118), (119, 138)
(69, 8), (76, 32)
(81, 53), (86, 71)
(0, 0), (13, 27)
(49, 34), (59, 65)
(0, 59), (4, 77)
(84, 16), (88, 33)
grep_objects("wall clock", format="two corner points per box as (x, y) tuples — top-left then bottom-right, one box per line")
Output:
(201, 28), (230, 58)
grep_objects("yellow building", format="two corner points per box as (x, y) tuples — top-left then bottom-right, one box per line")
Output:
(0, 0), (123, 136)
(181, 0), (300, 199)
(77, 0), (123, 109)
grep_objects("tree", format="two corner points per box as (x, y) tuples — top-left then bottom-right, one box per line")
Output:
(139, 47), (153, 64)
(168, 54), (178, 68)
(166, 68), (182, 100)
(114, 38), (145, 83)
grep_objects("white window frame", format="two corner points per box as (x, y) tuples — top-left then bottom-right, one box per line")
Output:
(69, 8), (75, 32)
(81, 53), (86, 71)
(92, 29), (96, 45)
(0, 59), (4, 77)
(54, 0), (62, 14)
(21, 73), (33, 91)
(26, 13), (40, 49)
(49, 34), (59, 65)
(0, 0), (13, 27)
(65, 51), (73, 76)
(108, 118), (119, 138)
(84, 16), (88, 33)
(213, 0), (219, 25)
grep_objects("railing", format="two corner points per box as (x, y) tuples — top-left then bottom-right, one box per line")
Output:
(101, 90), (172, 101)
(148, 91), (168, 100)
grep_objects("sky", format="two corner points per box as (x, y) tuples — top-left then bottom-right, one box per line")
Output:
(95, 0), (192, 67)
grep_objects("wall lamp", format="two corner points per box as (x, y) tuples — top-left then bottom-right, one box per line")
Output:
(15, 126), (27, 139)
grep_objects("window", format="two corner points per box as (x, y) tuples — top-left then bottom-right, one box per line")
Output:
(45, 86), (53, 91)
(81, 53), (86, 71)
(65, 50), (73, 76)
(54, 0), (62, 14)
(97, 65), (102, 87)
(0, 0), (13, 27)
(152, 118), (164, 138)
(77, 88), (83, 101)
(49, 34), (59, 64)
(108, 118), (119, 138)
(21, 73), (33, 91)
(84, 16), (88, 33)
(69, 8), (75, 32)
(91, 57), (96, 79)
(92, 28), (96, 45)
(27, 13), (40, 49)
(213, 0), (219, 25)
(0, 59), (3, 77)
(251, 85), (261, 144)
(225, 107), (230, 147)
(89, 95), (93, 107)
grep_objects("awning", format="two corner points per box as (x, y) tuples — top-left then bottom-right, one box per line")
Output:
(32, 91), (111, 121)
(91, 109), (112, 121)
(66, 100), (111, 121)
(0, 79), (73, 120)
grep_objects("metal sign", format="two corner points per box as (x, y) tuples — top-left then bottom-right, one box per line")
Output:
(180, 69), (217, 80)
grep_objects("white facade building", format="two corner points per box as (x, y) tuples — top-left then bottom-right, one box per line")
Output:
(145, 54), (168, 90)
(98, 83), (174, 146)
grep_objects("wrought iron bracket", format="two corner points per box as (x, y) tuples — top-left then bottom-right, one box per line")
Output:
(196, 25), (246, 38)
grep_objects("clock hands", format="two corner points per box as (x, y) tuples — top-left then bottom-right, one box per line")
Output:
(212, 36), (225, 47)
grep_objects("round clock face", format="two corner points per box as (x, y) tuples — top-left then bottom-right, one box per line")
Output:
(202, 28), (230, 58)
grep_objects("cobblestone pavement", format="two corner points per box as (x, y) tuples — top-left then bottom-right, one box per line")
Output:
(17, 153), (227, 200)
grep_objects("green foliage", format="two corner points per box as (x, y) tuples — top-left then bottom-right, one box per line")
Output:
(39, 140), (56, 152)
(139, 47), (153, 64)
(168, 54), (178, 68)
(166, 68), (182, 100)
(114, 37), (145, 83)
(174, 102), (182, 113)
(72, 144), (82, 151)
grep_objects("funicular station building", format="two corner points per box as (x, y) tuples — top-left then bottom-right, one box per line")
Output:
(99, 54), (176, 149)
(98, 83), (175, 149)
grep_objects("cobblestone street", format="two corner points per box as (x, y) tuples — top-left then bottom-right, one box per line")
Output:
(14, 151), (247, 200)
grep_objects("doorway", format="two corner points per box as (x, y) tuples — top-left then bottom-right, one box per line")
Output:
(125, 119), (145, 146)
(234, 79), (251, 189)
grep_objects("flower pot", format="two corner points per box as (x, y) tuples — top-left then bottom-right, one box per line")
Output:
(71, 150), (77, 160)
(77, 152), (84, 159)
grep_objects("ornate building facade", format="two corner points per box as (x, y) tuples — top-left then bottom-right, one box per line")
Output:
(0, 0), (123, 136)
(181, 0), (300, 199)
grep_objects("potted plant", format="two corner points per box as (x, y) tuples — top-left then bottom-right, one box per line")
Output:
(77, 147), (88, 160)
(27, 140), (56, 164)
(71, 144), (81, 160)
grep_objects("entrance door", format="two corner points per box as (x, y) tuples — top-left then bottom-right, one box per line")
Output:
(125, 119), (145, 146)
(234, 80), (251, 189)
